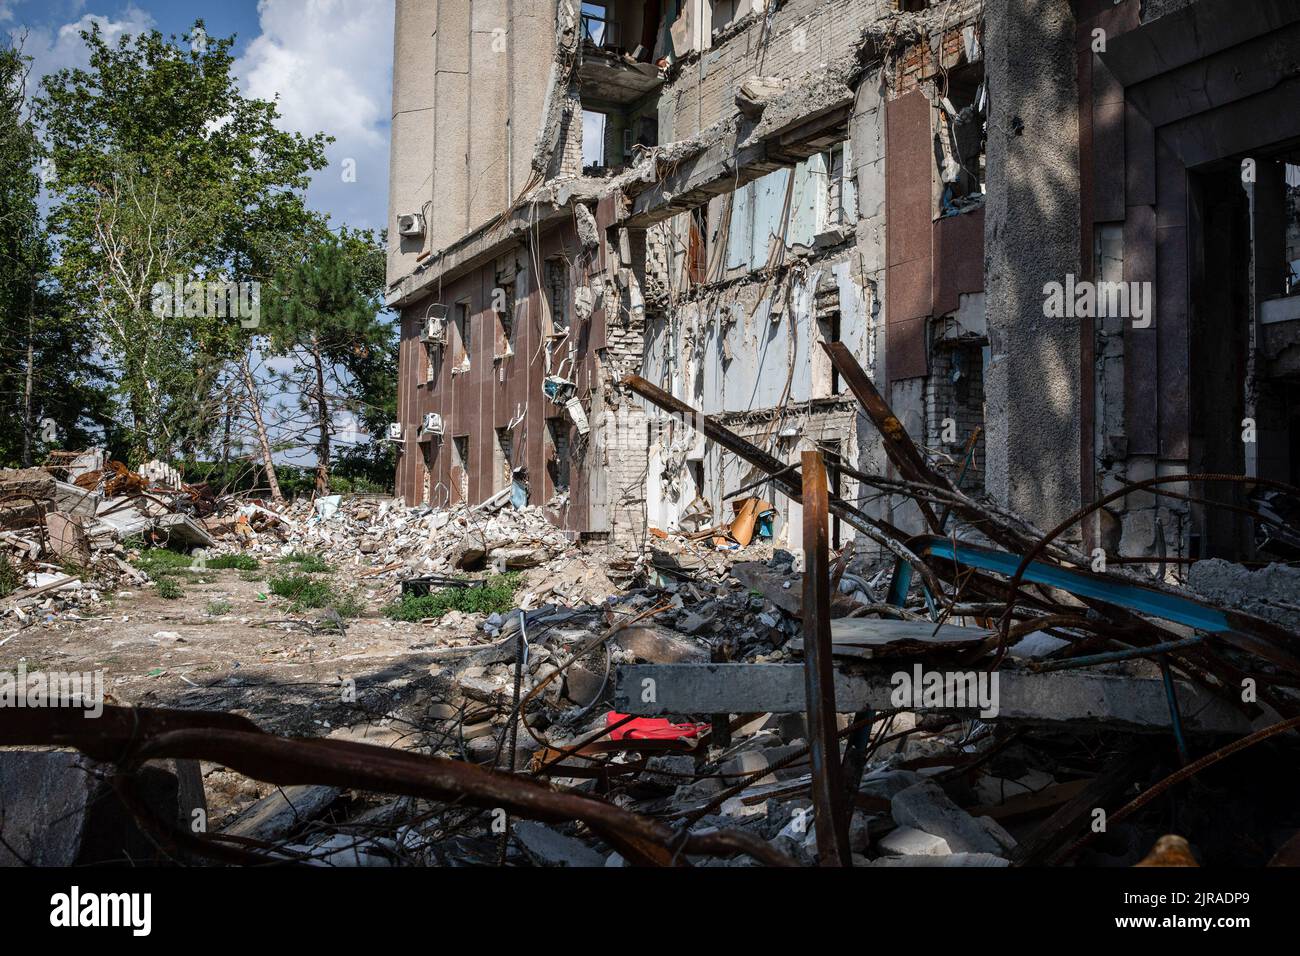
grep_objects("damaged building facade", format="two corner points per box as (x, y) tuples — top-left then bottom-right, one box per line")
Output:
(386, 0), (1300, 569)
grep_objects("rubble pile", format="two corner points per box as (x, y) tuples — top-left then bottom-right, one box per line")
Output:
(209, 491), (603, 600)
(0, 453), (214, 622)
(4, 352), (1300, 868)
(179, 352), (1300, 868)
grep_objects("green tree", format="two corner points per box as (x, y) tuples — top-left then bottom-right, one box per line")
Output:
(35, 21), (329, 465)
(265, 228), (394, 494)
(0, 39), (111, 466)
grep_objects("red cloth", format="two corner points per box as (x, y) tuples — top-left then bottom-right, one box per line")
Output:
(606, 711), (704, 741)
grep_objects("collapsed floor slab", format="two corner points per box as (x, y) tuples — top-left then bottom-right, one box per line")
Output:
(613, 662), (1256, 734)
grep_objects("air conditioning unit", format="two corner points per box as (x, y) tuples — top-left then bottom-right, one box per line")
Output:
(387, 422), (405, 442)
(398, 213), (426, 237)
(419, 304), (449, 345)
(420, 413), (444, 438)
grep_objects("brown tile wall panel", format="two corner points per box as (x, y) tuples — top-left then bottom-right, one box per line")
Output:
(885, 89), (933, 382)
(887, 318), (928, 385)
(889, 256), (933, 325)
(396, 314), (414, 503)
(931, 206), (985, 318)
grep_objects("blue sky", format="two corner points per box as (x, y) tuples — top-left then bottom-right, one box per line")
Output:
(3, 0), (394, 234)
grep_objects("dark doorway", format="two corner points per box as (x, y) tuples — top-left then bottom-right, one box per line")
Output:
(1189, 166), (1251, 559)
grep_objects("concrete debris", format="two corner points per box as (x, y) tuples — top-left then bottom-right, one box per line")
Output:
(891, 781), (1007, 855)
(877, 826), (953, 857)
(217, 494), (578, 593)
(511, 821), (607, 867)
(0, 455), (220, 619)
(0, 752), (205, 866)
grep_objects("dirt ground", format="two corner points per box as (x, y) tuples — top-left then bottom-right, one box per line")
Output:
(0, 563), (486, 827)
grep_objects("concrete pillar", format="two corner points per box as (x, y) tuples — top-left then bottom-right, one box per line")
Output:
(468, 0), (512, 231)
(983, 0), (1082, 532)
(432, 0), (472, 253)
(387, 0), (438, 285)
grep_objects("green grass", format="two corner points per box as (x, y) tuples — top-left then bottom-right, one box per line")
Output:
(206, 599), (232, 616)
(276, 552), (331, 573)
(266, 573), (364, 617)
(207, 554), (259, 571)
(131, 547), (197, 578)
(132, 548), (257, 580)
(382, 573), (522, 623)
(329, 590), (367, 619)
(0, 554), (20, 598)
(156, 578), (184, 600)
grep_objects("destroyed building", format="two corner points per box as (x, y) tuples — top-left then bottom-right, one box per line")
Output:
(386, 0), (1300, 568)
(8, 0), (1300, 880)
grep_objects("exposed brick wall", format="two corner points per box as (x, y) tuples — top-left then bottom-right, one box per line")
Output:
(660, 0), (873, 143)
(925, 342), (986, 492)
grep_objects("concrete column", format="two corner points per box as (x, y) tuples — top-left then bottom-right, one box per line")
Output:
(432, 0), (472, 252)
(387, 0), (438, 285)
(468, 0), (512, 231)
(983, 0), (1082, 532)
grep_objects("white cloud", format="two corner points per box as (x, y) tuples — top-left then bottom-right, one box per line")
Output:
(14, 6), (154, 85)
(236, 0), (393, 231)
(0, 4), (15, 25)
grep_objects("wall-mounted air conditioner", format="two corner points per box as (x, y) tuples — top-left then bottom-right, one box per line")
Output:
(420, 413), (444, 439)
(420, 304), (449, 345)
(398, 213), (426, 237)
(387, 422), (405, 442)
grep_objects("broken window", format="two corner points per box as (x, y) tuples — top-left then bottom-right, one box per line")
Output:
(1282, 161), (1299, 296)
(934, 59), (986, 217)
(580, 2), (617, 47)
(582, 109), (608, 171)
(452, 301), (471, 372)
(495, 427), (514, 492)
(546, 258), (571, 335)
(688, 207), (709, 285)
(452, 435), (470, 502)
(823, 143), (855, 228)
(495, 282), (515, 358)
(546, 417), (571, 492)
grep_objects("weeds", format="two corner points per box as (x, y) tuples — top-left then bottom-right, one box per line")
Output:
(0, 554), (19, 598)
(131, 547), (196, 578)
(156, 578), (184, 600)
(276, 552), (331, 573)
(206, 599), (232, 615)
(267, 573), (363, 616)
(383, 573), (521, 622)
(207, 554), (259, 571)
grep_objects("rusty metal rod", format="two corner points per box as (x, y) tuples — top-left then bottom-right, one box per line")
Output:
(801, 450), (852, 866)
